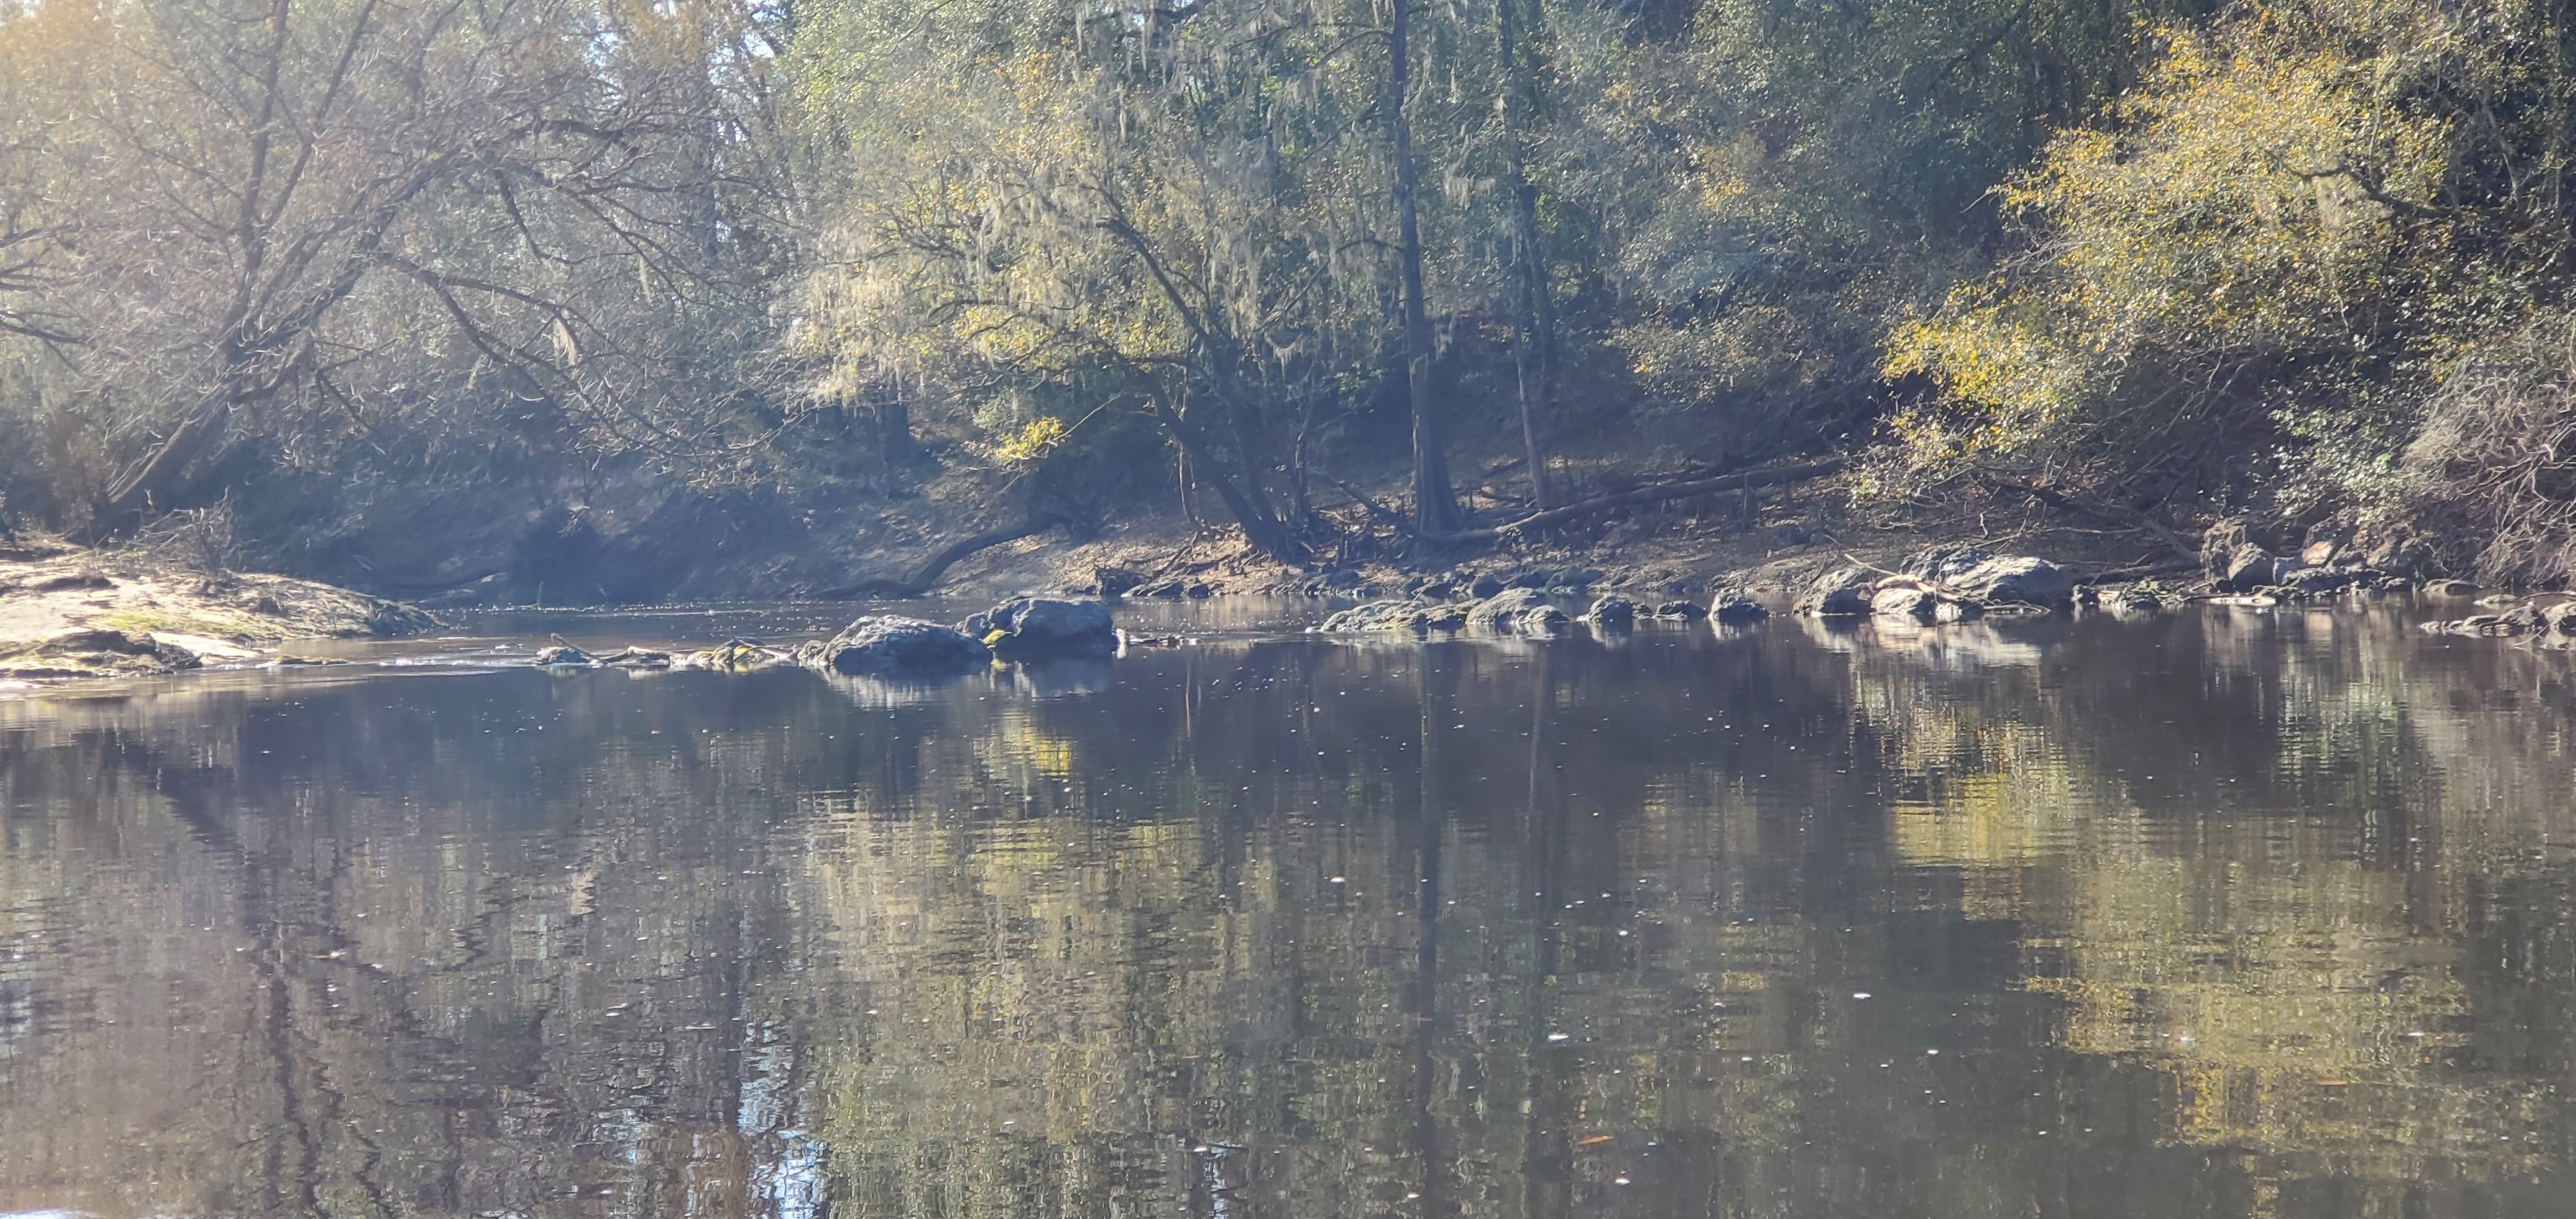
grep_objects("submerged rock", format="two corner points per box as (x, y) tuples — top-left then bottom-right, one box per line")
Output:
(678, 640), (790, 671)
(798, 615), (989, 677)
(0, 629), (200, 678)
(2423, 597), (2576, 639)
(979, 597), (1118, 659)
(1316, 599), (1468, 634)
(1466, 588), (1570, 634)
(1651, 600), (1710, 621)
(599, 647), (674, 669)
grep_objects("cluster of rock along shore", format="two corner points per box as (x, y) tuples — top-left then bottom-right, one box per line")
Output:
(531, 595), (1124, 677)
(533, 537), (2576, 682)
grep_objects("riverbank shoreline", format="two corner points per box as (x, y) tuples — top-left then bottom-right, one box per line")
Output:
(0, 537), (436, 683)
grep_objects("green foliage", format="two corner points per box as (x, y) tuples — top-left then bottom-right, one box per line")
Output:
(1883, 0), (2567, 515)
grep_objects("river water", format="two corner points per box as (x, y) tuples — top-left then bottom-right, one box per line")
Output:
(1, 599), (2572, 1218)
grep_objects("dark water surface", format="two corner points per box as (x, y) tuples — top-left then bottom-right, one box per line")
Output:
(4, 601), (2575, 1218)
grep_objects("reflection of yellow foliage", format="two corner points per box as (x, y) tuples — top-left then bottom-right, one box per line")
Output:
(1890, 765), (2078, 869)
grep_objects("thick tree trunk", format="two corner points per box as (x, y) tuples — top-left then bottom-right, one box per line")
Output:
(1390, 0), (1462, 535)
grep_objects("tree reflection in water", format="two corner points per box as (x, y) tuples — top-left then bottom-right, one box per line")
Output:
(0, 605), (2571, 1217)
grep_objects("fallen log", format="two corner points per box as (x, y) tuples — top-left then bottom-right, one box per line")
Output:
(818, 514), (1063, 600)
(1415, 459), (1844, 546)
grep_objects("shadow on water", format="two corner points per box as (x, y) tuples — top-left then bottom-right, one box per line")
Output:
(3, 604), (2575, 1216)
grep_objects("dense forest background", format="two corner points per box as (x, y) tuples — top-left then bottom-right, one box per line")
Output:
(6, 0), (2576, 599)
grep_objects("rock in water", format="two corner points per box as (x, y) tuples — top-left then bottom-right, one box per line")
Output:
(533, 645), (594, 667)
(1949, 555), (2076, 607)
(1652, 600), (1710, 621)
(1871, 585), (1940, 622)
(799, 616), (989, 677)
(2220, 544), (2276, 594)
(1583, 595), (1636, 631)
(1711, 594), (1769, 623)
(1466, 588), (1570, 634)
(1795, 568), (1875, 617)
(1317, 599), (1466, 633)
(0, 629), (200, 678)
(981, 597), (1117, 659)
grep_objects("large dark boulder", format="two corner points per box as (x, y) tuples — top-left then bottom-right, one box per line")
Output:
(979, 597), (1117, 658)
(799, 615), (990, 677)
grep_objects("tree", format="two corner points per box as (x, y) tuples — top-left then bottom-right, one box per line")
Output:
(0, 0), (787, 538)
(1881, 0), (2553, 514)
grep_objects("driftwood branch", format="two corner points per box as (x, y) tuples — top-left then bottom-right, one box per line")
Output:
(1415, 459), (1844, 545)
(818, 514), (1063, 600)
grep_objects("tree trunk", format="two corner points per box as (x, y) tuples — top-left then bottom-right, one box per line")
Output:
(82, 396), (232, 541)
(1390, 0), (1462, 535)
(1497, 0), (1554, 510)
(1156, 390), (1307, 562)
(878, 393), (916, 467)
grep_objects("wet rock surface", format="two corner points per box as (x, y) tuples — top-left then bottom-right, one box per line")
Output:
(1465, 588), (1572, 634)
(1583, 595), (1637, 631)
(797, 615), (991, 677)
(2421, 596), (2576, 640)
(976, 597), (1119, 659)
